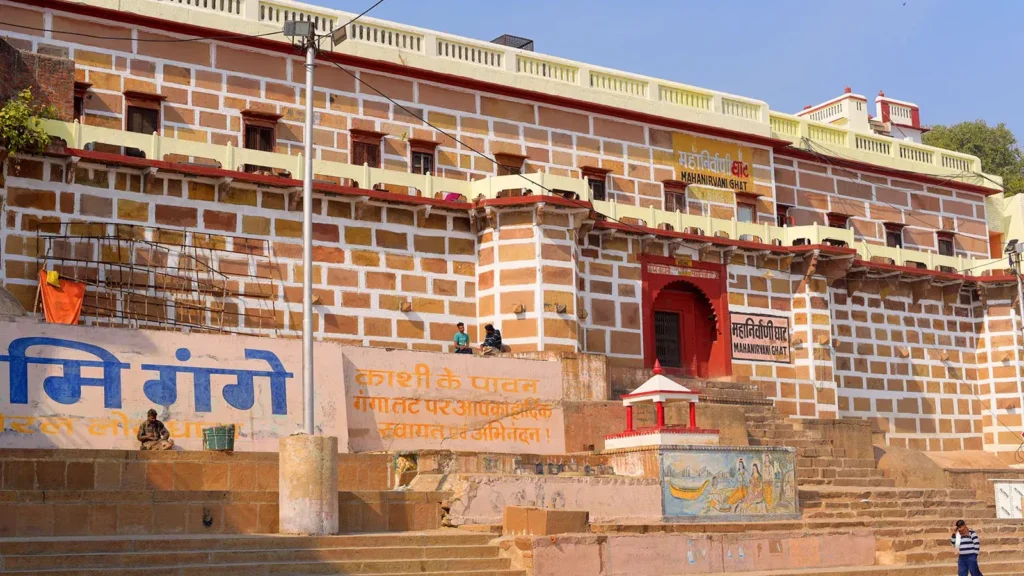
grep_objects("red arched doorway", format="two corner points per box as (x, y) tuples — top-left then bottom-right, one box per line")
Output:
(653, 282), (716, 377)
(641, 255), (731, 379)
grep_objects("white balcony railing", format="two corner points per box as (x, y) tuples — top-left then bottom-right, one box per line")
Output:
(40, 119), (1008, 278)
(116, 0), (1001, 187)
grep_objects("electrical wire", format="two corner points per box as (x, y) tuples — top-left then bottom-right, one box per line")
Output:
(799, 139), (1000, 276)
(320, 0), (387, 39)
(338, 60), (1023, 461)
(2, 22), (286, 43)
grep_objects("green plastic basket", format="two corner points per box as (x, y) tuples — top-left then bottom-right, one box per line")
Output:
(202, 425), (235, 451)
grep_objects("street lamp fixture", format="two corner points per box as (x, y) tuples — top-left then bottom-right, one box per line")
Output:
(331, 24), (348, 46)
(283, 20), (316, 40)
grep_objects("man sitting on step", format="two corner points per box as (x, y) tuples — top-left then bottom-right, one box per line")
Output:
(137, 409), (175, 451)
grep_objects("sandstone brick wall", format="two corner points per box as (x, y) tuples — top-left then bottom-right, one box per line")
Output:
(579, 234), (645, 367)
(775, 156), (990, 258)
(2, 1), (995, 263)
(974, 284), (1024, 464)
(476, 207), (581, 353)
(1, 156), (478, 349)
(830, 283), (984, 452)
(0, 37), (75, 120)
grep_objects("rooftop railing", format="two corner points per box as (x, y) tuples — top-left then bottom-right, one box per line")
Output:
(89, 0), (998, 188)
(40, 120), (1009, 278)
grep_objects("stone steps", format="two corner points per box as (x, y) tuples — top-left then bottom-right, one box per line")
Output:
(798, 467), (889, 480)
(800, 478), (898, 488)
(0, 533), (518, 575)
(708, 557), (1022, 575)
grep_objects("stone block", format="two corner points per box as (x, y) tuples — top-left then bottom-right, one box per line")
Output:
(503, 506), (589, 536)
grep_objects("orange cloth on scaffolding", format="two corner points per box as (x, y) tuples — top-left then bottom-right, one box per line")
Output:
(38, 270), (86, 325)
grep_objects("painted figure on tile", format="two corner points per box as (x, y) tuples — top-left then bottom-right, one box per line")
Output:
(663, 450), (797, 518)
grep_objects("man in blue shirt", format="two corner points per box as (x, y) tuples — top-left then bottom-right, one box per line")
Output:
(453, 322), (472, 354)
(951, 519), (983, 576)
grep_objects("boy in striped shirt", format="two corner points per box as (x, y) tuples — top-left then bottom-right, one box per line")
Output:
(950, 519), (983, 576)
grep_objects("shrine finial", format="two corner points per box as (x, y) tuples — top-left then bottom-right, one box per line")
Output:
(653, 360), (663, 376)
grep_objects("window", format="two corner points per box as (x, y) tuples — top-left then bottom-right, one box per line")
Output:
(411, 151), (433, 175)
(240, 111), (280, 173)
(580, 166), (611, 202)
(827, 212), (850, 229)
(408, 139), (438, 176)
(124, 91), (164, 158)
(350, 129), (385, 170)
(663, 181), (687, 213)
(352, 141), (380, 168)
(126, 105), (159, 135)
(776, 205), (792, 227)
(495, 153), (525, 177)
(937, 232), (955, 257)
(884, 223), (904, 248)
(73, 82), (90, 122)
(244, 124), (275, 152)
(736, 193), (758, 224)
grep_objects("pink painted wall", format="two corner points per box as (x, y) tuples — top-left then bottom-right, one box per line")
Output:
(439, 474), (662, 525)
(529, 532), (877, 576)
(0, 318), (346, 451)
(344, 348), (565, 454)
(0, 318), (566, 454)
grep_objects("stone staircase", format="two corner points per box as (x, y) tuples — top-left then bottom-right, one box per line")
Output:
(663, 376), (1024, 575)
(0, 532), (521, 576)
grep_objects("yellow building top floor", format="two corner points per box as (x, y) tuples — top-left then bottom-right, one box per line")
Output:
(57, 0), (1000, 192)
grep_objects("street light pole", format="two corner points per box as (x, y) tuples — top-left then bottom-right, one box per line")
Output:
(284, 20), (319, 436)
(300, 37), (316, 436)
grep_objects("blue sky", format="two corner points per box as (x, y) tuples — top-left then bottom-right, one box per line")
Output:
(325, 0), (1024, 137)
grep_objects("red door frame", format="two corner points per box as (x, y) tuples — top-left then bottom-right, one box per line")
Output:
(641, 255), (732, 378)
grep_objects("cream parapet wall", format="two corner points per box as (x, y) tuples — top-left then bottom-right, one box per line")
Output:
(42, 119), (1010, 277)
(48, 0), (994, 189)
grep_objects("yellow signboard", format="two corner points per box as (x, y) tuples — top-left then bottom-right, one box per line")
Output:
(672, 133), (754, 192)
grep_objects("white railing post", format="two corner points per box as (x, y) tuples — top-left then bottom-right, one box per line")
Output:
(711, 94), (723, 115)
(812, 222), (819, 243)
(363, 162), (371, 189)
(150, 132), (161, 161)
(424, 174), (432, 198)
(649, 206), (657, 228)
(502, 46), (516, 72)
(72, 119), (82, 148)
(296, 153), (305, 181)
(424, 33), (437, 58)
(243, 0), (260, 21)
(224, 141), (235, 171)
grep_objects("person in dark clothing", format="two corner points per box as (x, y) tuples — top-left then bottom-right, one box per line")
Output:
(480, 324), (502, 356)
(137, 408), (174, 451)
(951, 519), (983, 576)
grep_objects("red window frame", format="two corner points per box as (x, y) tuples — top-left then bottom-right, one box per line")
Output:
(663, 180), (687, 213)
(123, 91), (165, 134)
(884, 222), (905, 248)
(408, 138), (438, 176)
(735, 193), (758, 223)
(827, 212), (850, 229)
(350, 129), (385, 168)
(937, 231), (955, 257)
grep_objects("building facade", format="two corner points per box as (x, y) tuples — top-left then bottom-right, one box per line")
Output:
(1, 0), (1023, 463)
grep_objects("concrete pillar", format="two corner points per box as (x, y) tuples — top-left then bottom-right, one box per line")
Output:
(279, 434), (339, 535)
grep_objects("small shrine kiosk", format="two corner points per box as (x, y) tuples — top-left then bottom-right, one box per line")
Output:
(604, 361), (720, 450)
